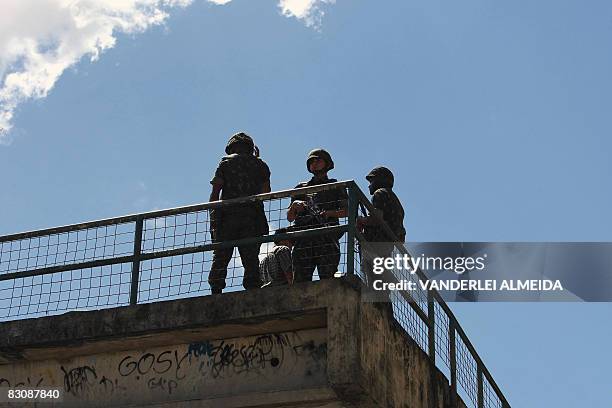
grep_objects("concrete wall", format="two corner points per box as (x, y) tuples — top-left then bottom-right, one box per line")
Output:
(0, 329), (328, 407)
(0, 277), (465, 407)
(357, 301), (466, 408)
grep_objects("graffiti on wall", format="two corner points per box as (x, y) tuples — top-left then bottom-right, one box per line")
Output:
(0, 329), (327, 407)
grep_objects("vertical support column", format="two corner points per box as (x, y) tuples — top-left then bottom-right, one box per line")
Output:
(130, 215), (144, 305)
(449, 317), (458, 407)
(345, 182), (358, 276)
(427, 291), (436, 363)
(427, 290), (438, 408)
(477, 365), (484, 408)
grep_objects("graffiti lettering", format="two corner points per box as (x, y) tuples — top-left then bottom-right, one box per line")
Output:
(154, 350), (172, 375)
(118, 350), (189, 381)
(61, 365), (97, 397)
(118, 356), (137, 377)
(2, 376), (44, 388)
(137, 353), (155, 375)
(174, 350), (189, 380)
(147, 377), (178, 395)
(188, 333), (300, 379)
(0, 331), (327, 404)
(99, 376), (127, 395)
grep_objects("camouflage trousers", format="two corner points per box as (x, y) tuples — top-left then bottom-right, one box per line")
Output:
(209, 213), (262, 292)
(292, 237), (340, 282)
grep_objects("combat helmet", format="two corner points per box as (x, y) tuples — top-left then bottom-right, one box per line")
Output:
(306, 148), (334, 172)
(225, 132), (255, 155)
(366, 166), (394, 188)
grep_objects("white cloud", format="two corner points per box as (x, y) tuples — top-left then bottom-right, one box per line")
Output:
(0, 0), (335, 143)
(0, 0), (193, 140)
(278, 0), (335, 28)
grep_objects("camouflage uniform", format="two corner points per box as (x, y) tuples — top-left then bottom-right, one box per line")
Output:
(363, 189), (405, 243)
(209, 134), (270, 293)
(361, 167), (405, 297)
(291, 151), (347, 282)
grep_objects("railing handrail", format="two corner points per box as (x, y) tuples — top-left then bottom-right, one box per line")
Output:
(0, 181), (355, 243)
(0, 225), (348, 282)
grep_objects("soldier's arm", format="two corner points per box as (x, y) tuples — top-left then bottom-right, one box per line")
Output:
(357, 191), (385, 227)
(322, 186), (348, 219)
(287, 183), (307, 221)
(261, 180), (271, 193)
(209, 160), (225, 202)
(209, 183), (222, 202)
(356, 209), (383, 228)
(259, 160), (272, 194)
(322, 208), (348, 219)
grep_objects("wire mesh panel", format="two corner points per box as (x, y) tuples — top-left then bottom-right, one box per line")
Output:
(0, 223), (135, 276)
(456, 332), (480, 407)
(390, 290), (429, 352)
(484, 375), (504, 408)
(138, 253), (210, 303)
(142, 211), (210, 253)
(0, 263), (131, 321)
(265, 196), (295, 235)
(434, 302), (451, 364)
(353, 232), (431, 353)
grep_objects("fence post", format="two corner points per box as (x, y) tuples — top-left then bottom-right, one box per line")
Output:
(428, 290), (436, 363)
(345, 182), (358, 275)
(427, 290), (438, 408)
(449, 317), (458, 407)
(477, 365), (484, 408)
(130, 215), (144, 305)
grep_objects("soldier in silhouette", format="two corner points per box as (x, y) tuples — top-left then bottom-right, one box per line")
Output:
(358, 166), (405, 300)
(287, 149), (347, 282)
(209, 132), (271, 294)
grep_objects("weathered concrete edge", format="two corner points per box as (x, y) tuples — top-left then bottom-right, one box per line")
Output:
(0, 277), (362, 360)
(145, 386), (340, 408)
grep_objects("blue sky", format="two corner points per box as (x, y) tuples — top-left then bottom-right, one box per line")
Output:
(1, 0), (611, 406)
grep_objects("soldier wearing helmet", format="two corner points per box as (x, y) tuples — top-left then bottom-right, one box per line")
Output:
(208, 132), (271, 294)
(358, 166), (405, 300)
(287, 148), (347, 282)
(359, 166), (405, 243)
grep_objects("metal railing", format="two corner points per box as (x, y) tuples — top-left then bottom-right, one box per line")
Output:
(0, 180), (509, 408)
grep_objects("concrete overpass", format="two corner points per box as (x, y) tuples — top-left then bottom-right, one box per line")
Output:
(0, 276), (466, 407)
